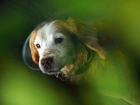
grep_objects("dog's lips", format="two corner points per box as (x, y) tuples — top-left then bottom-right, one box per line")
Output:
(45, 63), (75, 81)
(44, 65), (63, 74)
(44, 66), (67, 80)
(45, 69), (60, 75)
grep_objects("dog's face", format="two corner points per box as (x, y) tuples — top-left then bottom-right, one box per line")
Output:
(33, 21), (76, 75)
(29, 18), (106, 81)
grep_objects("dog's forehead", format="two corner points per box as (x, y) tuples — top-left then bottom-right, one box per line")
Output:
(36, 20), (71, 39)
(42, 21), (57, 36)
(34, 21), (56, 41)
(38, 20), (66, 37)
(34, 20), (69, 44)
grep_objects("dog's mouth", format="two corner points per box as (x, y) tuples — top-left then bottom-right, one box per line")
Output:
(45, 64), (75, 81)
(43, 67), (67, 81)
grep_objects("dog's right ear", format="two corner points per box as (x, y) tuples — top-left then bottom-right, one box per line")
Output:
(66, 18), (106, 60)
(29, 29), (39, 64)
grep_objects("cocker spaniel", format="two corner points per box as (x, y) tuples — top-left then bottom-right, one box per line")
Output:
(28, 18), (140, 105)
(29, 18), (106, 81)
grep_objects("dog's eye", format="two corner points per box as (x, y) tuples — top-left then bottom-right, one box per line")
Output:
(36, 44), (41, 48)
(55, 38), (63, 44)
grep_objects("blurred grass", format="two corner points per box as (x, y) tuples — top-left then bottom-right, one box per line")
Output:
(0, 0), (140, 105)
(0, 58), (76, 105)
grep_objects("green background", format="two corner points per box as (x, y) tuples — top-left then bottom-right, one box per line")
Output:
(0, 0), (140, 105)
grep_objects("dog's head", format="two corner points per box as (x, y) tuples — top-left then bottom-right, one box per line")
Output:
(29, 18), (106, 81)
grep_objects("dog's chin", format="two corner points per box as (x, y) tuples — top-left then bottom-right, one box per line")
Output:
(39, 63), (75, 81)
(39, 66), (65, 80)
(41, 64), (75, 81)
(46, 67), (69, 81)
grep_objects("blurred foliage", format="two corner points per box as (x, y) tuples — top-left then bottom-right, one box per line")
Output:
(0, 58), (76, 105)
(0, 0), (140, 105)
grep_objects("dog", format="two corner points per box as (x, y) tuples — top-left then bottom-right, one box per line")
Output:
(29, 18), (106, 80)
(29, 18), (140, 105)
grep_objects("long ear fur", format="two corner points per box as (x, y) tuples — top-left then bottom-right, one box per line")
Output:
(29, 29), (39, 64)
(66, 18), (106, 60)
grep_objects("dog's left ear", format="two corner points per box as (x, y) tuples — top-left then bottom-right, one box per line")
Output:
(66, 18), (106, 60)
(29, 29), (39, 64)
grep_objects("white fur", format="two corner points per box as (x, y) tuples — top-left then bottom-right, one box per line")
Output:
(34, 21), (76, 74)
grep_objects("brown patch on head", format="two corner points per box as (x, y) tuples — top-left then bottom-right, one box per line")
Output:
(29, 25), (44, 64)
(53, 18), (106, 74)
(69, 18), (106, 59)
(55, 18), (106, 59)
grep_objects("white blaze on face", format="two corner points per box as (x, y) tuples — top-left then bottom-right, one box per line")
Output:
(33, 21), (76, 74)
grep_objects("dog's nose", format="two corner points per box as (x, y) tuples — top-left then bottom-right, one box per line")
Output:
(41, 57), (53, 69)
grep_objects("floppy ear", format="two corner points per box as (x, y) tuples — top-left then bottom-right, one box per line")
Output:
(66, 18), (106, 60)
(29, 29), (39, 64)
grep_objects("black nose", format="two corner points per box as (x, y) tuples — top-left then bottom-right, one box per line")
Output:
(41, 57), (53, 69)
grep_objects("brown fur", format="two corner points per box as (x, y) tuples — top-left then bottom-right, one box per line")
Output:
(29, 25), (44, 64)
(29, 18), (140, 105)
(54, 18), (106, 71)
(29, 18), (107, 76)
(63, 18), (106, 59)
(63, 18), (107, 73)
